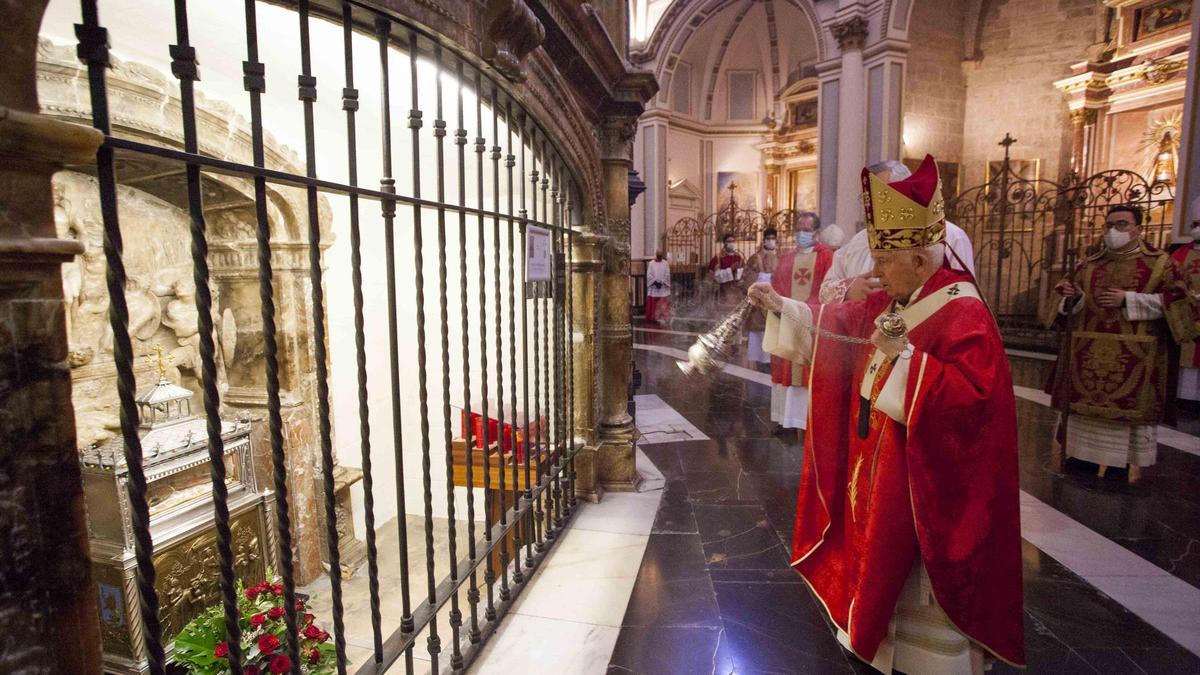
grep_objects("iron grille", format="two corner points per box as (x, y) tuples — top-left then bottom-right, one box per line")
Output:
(73, 1), (582, 672)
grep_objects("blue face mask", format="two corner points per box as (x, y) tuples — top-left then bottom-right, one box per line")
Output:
(795, 231), (815, 249)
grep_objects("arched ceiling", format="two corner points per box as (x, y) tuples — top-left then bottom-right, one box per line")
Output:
(639, 0), (821, 122)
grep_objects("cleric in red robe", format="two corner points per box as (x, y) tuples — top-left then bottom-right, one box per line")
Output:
(748, 155), (1025, 673)
(769, 212), (833, 433)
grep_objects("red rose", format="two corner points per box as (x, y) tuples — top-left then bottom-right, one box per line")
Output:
(272, 583), (284, 596)
(267, 606), (285, 620)
(269, 654), (292, 674)
(250, 613), (267, 628)
(303, 612), (315, 625)
(244, 587), (260, 601)
(295, 599), (305, 611)
(213, 641), (229, 658)
(303, 624), (323, 640)
(245, 667), (261, 675)
(308, 647), (321, 664)
(258, 633), (281, 655)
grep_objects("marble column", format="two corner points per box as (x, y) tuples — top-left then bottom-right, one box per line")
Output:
(831, 15), (870, 232)
(638, 116), (669, 258)
(596, 115), (640, 493)
(1068, 108), (1098, 178)
(1174, 5), (1200, 236)
(0, 1), (104, 671)
(569, 231), (605, 502)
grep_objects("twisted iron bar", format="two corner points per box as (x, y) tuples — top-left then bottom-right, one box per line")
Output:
(295, 3), (348, 672)
(431, 42), (465, 670)
(455, 58), (483, 647)
(341, 2), (383, 664)
(170, 1), (243, 669)
(243, 0), (302, 670)
(491, 91), (512, 603)
(504, 100), (524, 585)
(476, 73), (497, 624)
(78, 3), (165, 670)
(407, 28), (443, 668)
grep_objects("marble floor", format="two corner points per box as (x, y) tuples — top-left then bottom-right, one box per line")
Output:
(607, 325), (1200, 674)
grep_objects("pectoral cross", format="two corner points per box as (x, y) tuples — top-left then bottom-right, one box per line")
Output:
(144, 344), (174, 381)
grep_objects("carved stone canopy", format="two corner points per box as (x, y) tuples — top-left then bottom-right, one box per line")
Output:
(830, 15), (869, 51)
(483, 0), (547, 82)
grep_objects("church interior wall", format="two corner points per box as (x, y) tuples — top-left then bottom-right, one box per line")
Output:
(960, 0), (1101, 187)
(900, 0), (968, 172)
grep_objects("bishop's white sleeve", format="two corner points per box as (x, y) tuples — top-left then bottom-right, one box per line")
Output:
(763, 297), (815, 365)
(1123, 292), (1164, 321)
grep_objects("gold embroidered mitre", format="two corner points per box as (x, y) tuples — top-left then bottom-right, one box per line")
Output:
(861, 154), (946, 250)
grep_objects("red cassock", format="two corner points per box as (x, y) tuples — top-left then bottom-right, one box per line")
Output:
(790, 265), (1025, 667)
(770, 244), (833, 387)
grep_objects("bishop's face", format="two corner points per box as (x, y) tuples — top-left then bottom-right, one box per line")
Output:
(870, 249), (926, 301)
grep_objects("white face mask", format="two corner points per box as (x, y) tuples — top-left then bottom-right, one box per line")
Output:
(1191, 225), (1200, 241)
(725, 242), (735, 252)
(763, 239), (777, 250)
(1104, 228), (1132, 251)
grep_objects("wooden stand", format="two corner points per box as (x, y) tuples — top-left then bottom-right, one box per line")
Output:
(450, 439), (550, 572)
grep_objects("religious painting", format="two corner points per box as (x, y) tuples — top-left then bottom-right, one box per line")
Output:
(716, 171), (758, 213)
(790, 100), (818, 129)
(788, 168), (817, 211)
(1133, 1), (1191, 41)
(985, 158), (1040, 186)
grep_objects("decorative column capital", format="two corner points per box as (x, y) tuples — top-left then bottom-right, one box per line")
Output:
(1069, 107), (1098, 126)
(599, 115), (639, 163)
(830, 15), (870, 51)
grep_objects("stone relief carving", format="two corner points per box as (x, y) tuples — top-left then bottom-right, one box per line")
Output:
(37, 41), (334, 453)
(483, 0), (546, 82)
(54, 172), (240, 448)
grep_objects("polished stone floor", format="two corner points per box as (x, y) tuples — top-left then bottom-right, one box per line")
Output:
(609, 324), (1200, 674)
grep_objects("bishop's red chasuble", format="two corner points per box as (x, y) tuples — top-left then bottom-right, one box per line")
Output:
(769, 244), (832, 388)
(767, 265), (1025, 667)
(1171, 245), (1200, 367)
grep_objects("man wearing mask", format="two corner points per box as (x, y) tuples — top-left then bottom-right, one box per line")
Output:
(1172, 196), (1200, 404)
(645, 251), (672, 325)
(1050, 204), (1196, 481)
(769, 212), (832, 434)
(819, 160), (975, 304)
(743, 228), (780, 371)
(708, 233), (744, 307)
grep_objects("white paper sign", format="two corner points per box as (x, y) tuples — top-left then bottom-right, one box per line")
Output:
(526, 225), (552, 281)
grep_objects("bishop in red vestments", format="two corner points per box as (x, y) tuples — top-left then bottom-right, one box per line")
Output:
(750, 155), (1025, 673)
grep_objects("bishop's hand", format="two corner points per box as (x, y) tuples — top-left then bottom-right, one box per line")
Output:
(870, 328), (908, 359)
(747, 282), (783, 312)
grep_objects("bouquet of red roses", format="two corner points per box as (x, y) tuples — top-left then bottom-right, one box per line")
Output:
(171, 579), (336, 674)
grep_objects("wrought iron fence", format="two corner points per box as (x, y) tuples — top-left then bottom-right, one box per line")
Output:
(947, 136), (1176, 339)
(659, 204), (802, 314)
(73, 1), (581, 673)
